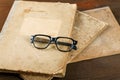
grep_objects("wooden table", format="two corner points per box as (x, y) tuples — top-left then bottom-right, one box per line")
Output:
(0, 0), (120, 80)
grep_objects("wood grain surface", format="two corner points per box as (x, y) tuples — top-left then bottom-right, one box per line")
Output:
(0, 0), (120, 80)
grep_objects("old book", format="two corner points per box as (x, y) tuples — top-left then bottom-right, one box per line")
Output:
(68, 11), (108, 62)
(20, 9), (108, 80)
(72, 7), (120, 62)
(0, 0), (77, 75)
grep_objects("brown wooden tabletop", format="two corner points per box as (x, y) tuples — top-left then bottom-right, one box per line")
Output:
(0, 0), (120, 80)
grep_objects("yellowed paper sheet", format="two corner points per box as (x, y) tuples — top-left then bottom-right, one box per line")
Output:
(20, 74), (53, 80)
(72, 7), (120, 62)
(68, 11), (108, 62)
(0, 1), (76, 75)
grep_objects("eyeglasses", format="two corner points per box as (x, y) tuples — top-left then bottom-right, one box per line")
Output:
(31, 34), (77, 52)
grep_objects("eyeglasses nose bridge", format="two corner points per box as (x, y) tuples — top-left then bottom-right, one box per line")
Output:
(50, 37), (56, 43)
(50, 38), (56, 44)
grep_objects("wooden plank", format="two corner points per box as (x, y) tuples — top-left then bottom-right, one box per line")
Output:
(72, 7), (120, 62)
(0, 0), (14, 6)
(0, 73), (21, 80)
(0, 6), (11, 31)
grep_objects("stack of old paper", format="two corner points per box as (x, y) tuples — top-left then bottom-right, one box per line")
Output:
(19, 6), (120, 80)
(3, 0), (120, 80)
(20, 7), (120, 80)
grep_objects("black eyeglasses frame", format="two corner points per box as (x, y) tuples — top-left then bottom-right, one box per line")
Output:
(31, 34), (77, 52)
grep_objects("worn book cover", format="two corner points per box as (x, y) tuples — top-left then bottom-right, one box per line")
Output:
(72, 7), (120, 62)
(0, 1), (76, 75)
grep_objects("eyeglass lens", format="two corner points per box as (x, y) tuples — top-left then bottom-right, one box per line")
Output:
(33, 36), (50, 49)
(56, 38), (73, 51)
